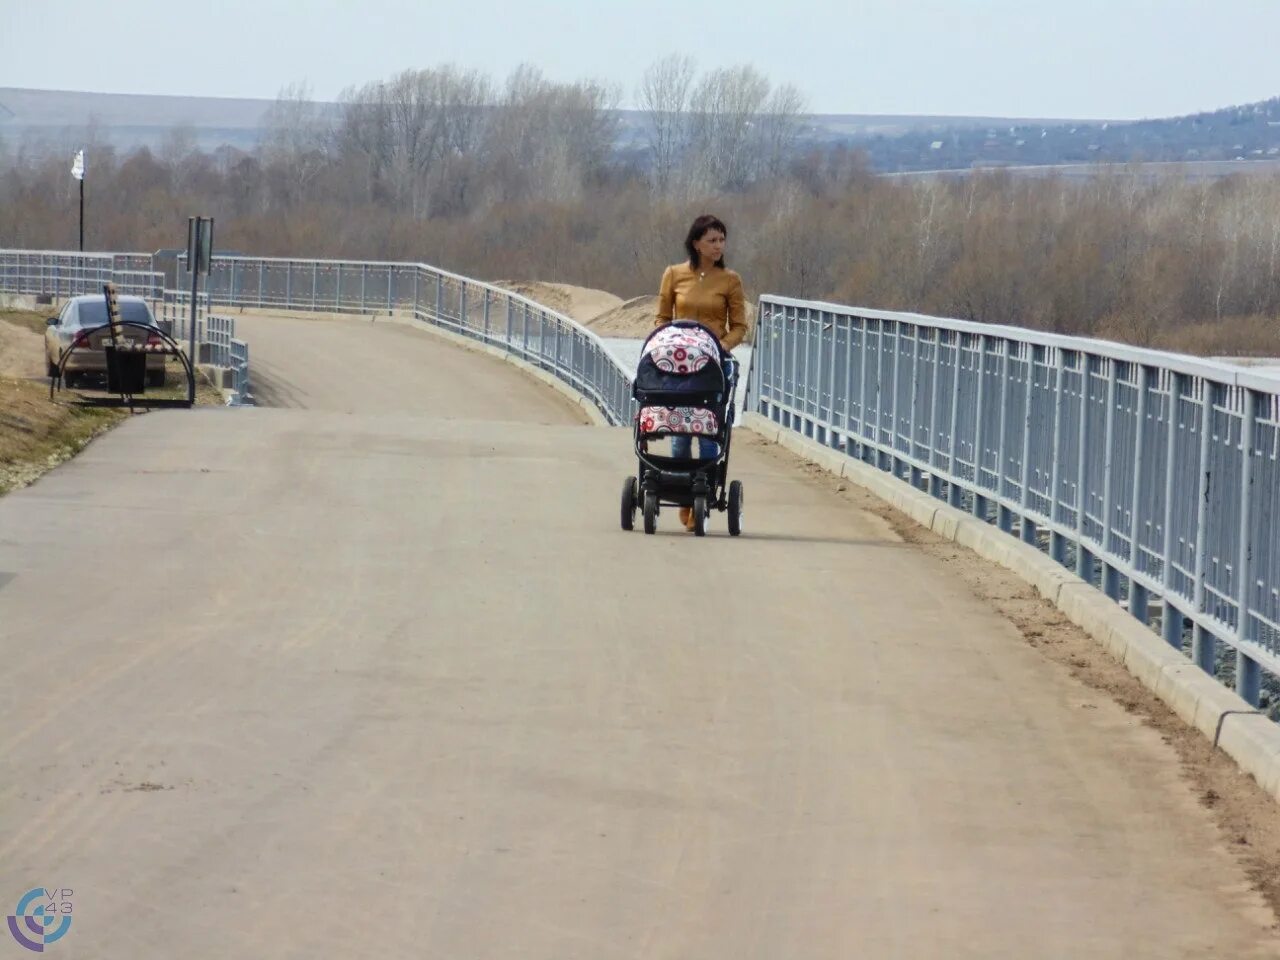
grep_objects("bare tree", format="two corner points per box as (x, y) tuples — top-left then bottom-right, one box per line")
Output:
(262, 81), (331, 208)
(752, 83), (808, 181)
(482, 65), (618, 205)
(688, 65), (770, 192)
(638, 55), (695, 194)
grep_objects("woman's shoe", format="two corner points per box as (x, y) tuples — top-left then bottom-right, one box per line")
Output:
(678, 506), (694, 530)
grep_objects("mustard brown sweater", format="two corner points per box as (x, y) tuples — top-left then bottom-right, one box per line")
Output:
(655, 262), (749, 350)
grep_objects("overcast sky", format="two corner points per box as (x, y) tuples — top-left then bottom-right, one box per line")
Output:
(2, 0), (1277, 119)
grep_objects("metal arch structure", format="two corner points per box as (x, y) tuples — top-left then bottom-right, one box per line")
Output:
(50, 319), (197, 408)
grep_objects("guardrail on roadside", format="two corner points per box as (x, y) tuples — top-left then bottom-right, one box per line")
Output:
(176, 254), (637, 425)
(0, 250), (162, 299)
(750, 296), (1280, 706)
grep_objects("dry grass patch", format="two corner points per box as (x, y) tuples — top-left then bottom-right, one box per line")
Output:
(0, 377), (126, 494)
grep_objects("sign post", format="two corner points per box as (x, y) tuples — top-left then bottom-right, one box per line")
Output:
(186, 216), (215, 406)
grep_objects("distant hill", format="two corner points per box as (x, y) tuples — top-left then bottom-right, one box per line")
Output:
(0, 85), (1098, 160)
(3, 85), (1278, 176)
(854, 96), (1280, 172)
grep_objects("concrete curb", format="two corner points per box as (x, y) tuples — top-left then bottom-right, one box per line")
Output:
(742, 411), (1280, 805)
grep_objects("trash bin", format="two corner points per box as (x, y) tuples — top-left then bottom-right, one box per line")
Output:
(105, 345), (147, 394)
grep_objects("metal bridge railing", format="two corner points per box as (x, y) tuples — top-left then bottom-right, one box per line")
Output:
(0, 249), (164, 300)
(177, 254), (637, 425)
(750, 296), (1280, 705)
(16, 247), (1275, 709)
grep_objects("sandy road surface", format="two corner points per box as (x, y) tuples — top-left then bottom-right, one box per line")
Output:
(0, 313), (1276, 958)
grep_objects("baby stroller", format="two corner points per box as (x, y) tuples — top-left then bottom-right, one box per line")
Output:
(620, 321), (744, 537)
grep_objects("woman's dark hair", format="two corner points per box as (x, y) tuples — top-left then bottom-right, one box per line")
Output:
(684, 215), (728, 269)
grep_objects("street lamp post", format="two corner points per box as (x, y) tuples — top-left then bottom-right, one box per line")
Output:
(71, 150), (85, 251)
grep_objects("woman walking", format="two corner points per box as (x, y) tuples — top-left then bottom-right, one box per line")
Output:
(654, 214), (749, 530)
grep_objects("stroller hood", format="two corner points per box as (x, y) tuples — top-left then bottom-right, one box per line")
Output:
(634, 321), (728, 398)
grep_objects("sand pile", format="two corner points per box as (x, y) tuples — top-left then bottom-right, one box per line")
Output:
(493, 282), (622, 326)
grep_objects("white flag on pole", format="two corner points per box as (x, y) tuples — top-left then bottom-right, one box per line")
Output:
(71, 150), (85, 181)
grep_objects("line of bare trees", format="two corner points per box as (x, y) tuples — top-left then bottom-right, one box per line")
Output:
(1, 60), (1278, 354)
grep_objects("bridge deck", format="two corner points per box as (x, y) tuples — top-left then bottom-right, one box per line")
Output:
(1, 313), (1275, 958)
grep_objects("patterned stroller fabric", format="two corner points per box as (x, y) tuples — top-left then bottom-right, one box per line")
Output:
(646, 324), (721, 374)
(637, 405), (720, 435)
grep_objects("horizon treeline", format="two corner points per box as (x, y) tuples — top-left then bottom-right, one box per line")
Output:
(1, 58), (1278, 354)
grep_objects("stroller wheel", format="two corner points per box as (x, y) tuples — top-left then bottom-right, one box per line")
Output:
(693, 496), (708, 537)
(620, 476), (637, 531)
(642, 492), (658, 535)
(727, 480), (743, 537)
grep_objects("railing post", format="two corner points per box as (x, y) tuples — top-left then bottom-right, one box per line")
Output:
(801, 308), (812, 425)
(1161, 373), (1185, 648)
(1128, 365), (1152, 623)
(483, 288), (491, 340)
(971, 335), (988, 519)
(1018, 345), (1037, 545)
(927, 329), (943, 498)
(1191, 379), (1217, 675)
(1075, 353), (1094, 581)
(1234, 387), (1260, 705)
(888, 321), (902, 473)
(825, 312), (838, 447)
(859, 316), (871, 457)
(1100, 359), (1121, 598)
(778, 307), (790, 423)
(947, 333), (964, 507)
(908, 324), (923, 487)
(996, 338), (1012, 530)
(1049, 350), (1068, 564)
(875, 321), (889, 469)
